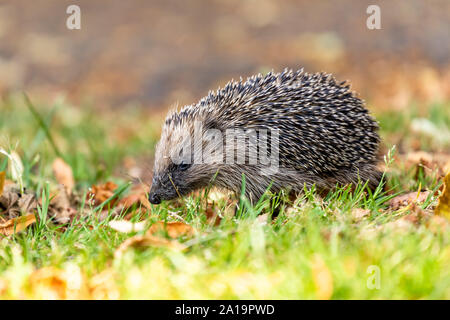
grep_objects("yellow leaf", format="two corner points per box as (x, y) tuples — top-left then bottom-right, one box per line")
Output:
(435, 172), (450, 219)
(0, 213), (36, 236)
(52, 158), (75, 194)
(29, 265), (87, 299)
(0, 171), (5, 197)
(311, 255), (334, 300)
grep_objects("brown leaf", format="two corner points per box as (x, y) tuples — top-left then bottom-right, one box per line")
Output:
(405, 151), (433, 167)
(52, 158), (75, 194)
(389, 191), (430, 210)
(205, 206), (222, 226)
(404, 152), (450, 180)
(435, 172), (450, 219)
(112, 220), (194, 258)
(0, 185), (38, 219)
(87, 182), (118, 207)
(47, 185), (78, 224)
(119, 185), (151, 211)
(0, 213), (36, 236)
(114, 234), (186, 259)
(148, 221), (195, 238)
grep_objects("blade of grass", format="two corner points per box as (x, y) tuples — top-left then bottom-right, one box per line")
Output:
(94, 181), (131, 212)
(23, 93), (63, 159)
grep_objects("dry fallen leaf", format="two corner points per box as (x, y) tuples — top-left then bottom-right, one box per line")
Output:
(405, 151), (434, 166)
(403, 152), (450, 180)
(0, 213), (36, 236)
(47, 185), (78, 224)
(0, 185), (38, 219)
(119, 185), (151, 211)
(87, 182), (118, 207)
(389, 191), (430, 210)
(108, 220), (146, 233)
(435, 172), (450, 219)
(112, 220), (194, 258)
(52, 158), (75, 194)
(148, 221), (195, 238)
(205, 206), (222, 226)
(203, 189), (235, 225)
(114, 234), (186, 259)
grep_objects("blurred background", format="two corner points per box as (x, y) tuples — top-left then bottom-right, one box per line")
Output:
(0, 0), (449, 111)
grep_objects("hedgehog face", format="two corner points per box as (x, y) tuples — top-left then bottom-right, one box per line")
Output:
(149, 158), (215, 204)
(149, 116), (215, 204)
(149, 161), (194, 204)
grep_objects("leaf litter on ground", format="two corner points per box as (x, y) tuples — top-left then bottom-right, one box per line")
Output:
(109, 219), (196, 258)
(0, 170), (37, 235)
(0, 214), (36, 236)
(1, 152), (152, 235)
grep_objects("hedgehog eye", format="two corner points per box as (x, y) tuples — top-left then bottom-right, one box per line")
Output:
(178, 162), (191, 171)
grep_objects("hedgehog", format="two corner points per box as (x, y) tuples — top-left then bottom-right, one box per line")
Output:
(148, 68), (381, 205)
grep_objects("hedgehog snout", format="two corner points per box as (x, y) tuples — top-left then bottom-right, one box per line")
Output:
(148, 192), (161, 205)
(149, 173), (182, 204)
(149, 176), (163, 204)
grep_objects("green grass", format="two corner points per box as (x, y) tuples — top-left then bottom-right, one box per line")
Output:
(0, 95), (449, 299)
